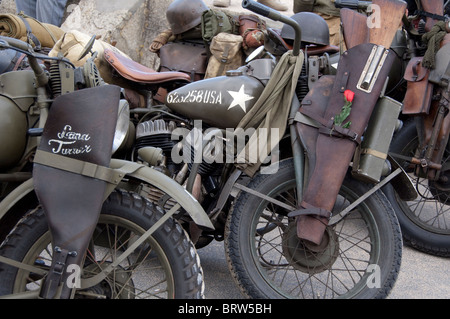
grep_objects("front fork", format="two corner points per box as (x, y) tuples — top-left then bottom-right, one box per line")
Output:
(289, 95), (305, 203)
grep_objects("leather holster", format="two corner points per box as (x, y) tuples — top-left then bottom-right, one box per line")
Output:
(295, 43), (395, 245)
(33, 85), (120, 299)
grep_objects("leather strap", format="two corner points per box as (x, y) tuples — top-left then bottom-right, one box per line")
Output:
(288, 200), (332, 219)
(39, 247), (70, 299)
(298, 107), (362, 144)
(34, 150), (121, 185)
(17, 14), (41, 51)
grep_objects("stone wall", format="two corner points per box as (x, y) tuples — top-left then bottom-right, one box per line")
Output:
(0, 0), (173, 69)
(0, 0), (285, 70)
(62, 0), (173, 69)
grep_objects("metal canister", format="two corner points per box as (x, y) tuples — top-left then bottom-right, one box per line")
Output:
(352, 96), (402, 183)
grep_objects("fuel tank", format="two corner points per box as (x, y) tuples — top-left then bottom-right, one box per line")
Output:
(0, 70), (37, 170)
(166, 70), (264, 129)
(0, 95), (27, 169)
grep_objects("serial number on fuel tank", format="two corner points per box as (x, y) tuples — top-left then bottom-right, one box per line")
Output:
(167, 90), (223, 105)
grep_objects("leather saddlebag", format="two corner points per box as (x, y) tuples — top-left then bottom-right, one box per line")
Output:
(33, 85), (120, 298)
(402, 57), (433, 114)
(295, 43), (395, 245)
(159, 41), (208, 81)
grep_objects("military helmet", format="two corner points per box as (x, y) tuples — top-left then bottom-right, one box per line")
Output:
(281, 12), (330, 46)
(166, 0), (208, 35)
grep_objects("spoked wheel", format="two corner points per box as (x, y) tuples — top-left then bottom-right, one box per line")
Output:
(384, 120), (450, 257)
(0, 190), (204, 299)
(225, 159), (402, 299)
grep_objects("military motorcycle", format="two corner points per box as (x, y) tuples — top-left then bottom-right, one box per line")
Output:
(381, 0), (450, 257)
(335, 0), (450, 257)
(99, 0), (411, 299)
(0, 35), (213, 299)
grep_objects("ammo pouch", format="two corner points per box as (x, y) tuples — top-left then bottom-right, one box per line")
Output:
(402, 57), (433, 114)
(294, 43), (395, 245)
(201, 9), (239, 43)
(33, 85), (120, 299)
(159, 41), (208, 81)
(204, 33), (244, 79)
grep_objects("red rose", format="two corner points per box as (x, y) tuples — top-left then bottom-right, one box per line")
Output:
(344, 90), (355, 103)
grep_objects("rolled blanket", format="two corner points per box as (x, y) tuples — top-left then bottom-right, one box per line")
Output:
(0, 13), (64, 48)
(422, 21), (447, 69)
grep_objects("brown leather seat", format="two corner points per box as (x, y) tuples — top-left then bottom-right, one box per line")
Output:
(104, 48), (191, 84)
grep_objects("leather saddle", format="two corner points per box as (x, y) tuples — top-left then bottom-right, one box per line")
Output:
(103, 48), (191, 85)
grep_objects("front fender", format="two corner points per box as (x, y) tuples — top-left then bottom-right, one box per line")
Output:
(388, 155), (417, 201)
(108, 159), (214, 230)
(0, 179), (34, 221)
(0, 161), (214, 231)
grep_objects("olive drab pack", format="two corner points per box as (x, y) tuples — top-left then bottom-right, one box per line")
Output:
(204, 32), (244, 79)
(201, 9), (239, 43)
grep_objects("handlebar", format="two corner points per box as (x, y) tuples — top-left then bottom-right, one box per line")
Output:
(0, 35), (34, 52)
(242, 0), (302, 56)
(0, 36), (48, 87)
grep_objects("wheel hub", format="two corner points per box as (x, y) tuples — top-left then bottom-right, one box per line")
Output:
(76, 262), (135, 299)
(282, 222), (339, 274)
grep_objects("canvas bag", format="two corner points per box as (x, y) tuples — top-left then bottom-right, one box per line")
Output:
(48, 30), (130, 85)
(204, 32), (244, 79)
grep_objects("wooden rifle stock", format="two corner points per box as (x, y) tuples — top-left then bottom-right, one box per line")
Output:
(340, 8), (369, 49)
(369, 0), (406, 49)
(340, 0), (406, 49)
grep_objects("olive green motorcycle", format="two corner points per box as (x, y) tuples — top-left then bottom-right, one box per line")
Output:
(0, 36), (213, 299)
(380, 0), (450, 257)
(100, 0), (411, 299)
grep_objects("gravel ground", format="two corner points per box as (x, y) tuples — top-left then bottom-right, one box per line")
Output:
(198, 240), (450, 299)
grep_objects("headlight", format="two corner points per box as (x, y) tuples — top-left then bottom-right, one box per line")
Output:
(112, 99), (130, 154)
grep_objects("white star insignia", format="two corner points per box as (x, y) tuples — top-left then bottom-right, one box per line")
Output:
(227, 85), (254, 113)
